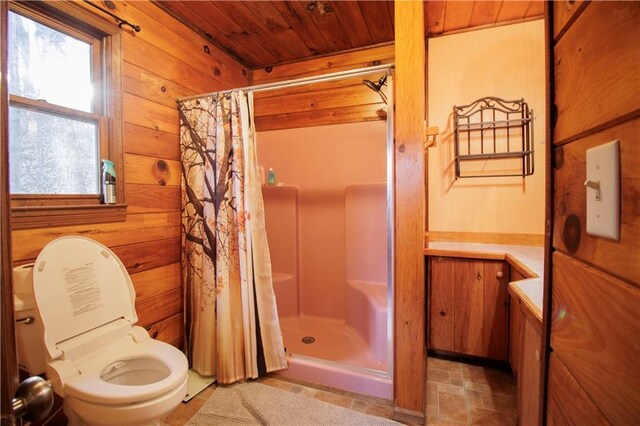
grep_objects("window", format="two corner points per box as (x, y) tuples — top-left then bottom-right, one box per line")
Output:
(7, 2), (124, 229)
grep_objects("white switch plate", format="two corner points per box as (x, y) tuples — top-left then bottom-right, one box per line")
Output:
(585, 140), (620, 240)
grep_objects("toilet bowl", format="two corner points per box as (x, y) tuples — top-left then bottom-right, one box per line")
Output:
(18, 236), (188, 426)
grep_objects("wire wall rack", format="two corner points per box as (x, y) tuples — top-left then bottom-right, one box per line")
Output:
(453, 96), (534, 178)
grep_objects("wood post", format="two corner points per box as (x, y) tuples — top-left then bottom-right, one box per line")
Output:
(393, 0), (426, 422)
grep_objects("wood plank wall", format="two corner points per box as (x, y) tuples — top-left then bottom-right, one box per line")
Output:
(9, 0), (250, 349)
(251, 43), (394, 131)
(546, 1), (640, 424)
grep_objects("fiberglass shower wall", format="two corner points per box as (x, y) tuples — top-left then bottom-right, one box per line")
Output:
(257, 121), (387, 359)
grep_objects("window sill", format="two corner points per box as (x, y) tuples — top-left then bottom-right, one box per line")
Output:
(11, 203), (127, 230)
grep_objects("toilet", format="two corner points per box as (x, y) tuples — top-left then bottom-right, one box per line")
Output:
(14, 236), (188, 426)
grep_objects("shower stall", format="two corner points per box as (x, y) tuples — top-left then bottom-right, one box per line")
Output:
(258, 108), (393, 399)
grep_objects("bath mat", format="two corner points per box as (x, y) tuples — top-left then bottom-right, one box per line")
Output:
(183, 369), (216, 402)
(187, 381), (401, 425)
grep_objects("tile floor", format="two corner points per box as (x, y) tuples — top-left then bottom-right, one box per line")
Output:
(162, 356), (517, 425)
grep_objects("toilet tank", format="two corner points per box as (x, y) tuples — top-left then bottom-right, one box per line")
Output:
(13, 264), (47, 375)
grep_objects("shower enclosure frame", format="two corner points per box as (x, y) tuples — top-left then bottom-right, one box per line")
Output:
(179, 64), (396, 389)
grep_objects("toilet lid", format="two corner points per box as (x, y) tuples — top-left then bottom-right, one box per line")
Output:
(33, 237), (137, 360)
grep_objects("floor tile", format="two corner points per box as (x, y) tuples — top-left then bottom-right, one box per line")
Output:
(163, 356), (518, 425)
(461, 364), (489, 384)
(428, 357), (463, 373)
(467, 396), (484, 408)
(351, 399), (368, 412)
(464, 381), (492, 393)
(480, 393), (517, 413)
(469, 407), (517, 425)
(426, 381), (439, 407)
(438, 383), (465, 396)
(427, 367), (452, 384)
(289, 384), (305, 394)
(450, 371), (463, 381)
(364, 402), (394, 419)
(486, 370), (517, 396)
(313, 390), (353, 408)
(438, 392), (470, 423)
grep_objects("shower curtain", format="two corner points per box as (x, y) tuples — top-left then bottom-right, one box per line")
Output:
(178, 90), (287, 383)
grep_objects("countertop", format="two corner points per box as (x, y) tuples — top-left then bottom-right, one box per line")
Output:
(425, 242), (544, 322)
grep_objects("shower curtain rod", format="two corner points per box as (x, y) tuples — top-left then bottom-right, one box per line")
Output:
(177, 63), (394, 102)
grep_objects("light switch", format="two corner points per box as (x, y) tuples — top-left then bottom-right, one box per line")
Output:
(585, 140), (620, 240)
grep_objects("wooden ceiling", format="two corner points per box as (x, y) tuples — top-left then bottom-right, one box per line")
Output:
(154, 1), (544, 69)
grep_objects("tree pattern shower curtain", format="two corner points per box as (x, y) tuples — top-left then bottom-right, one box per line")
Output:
(178, 91), (286, 383)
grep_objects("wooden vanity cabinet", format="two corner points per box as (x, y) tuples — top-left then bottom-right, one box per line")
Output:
(509, 289), (542, 426)
(428, 256), (509, 361)
(508, 268), (526, 379)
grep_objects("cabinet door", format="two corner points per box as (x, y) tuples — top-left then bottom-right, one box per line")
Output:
(429, 257), (454, 351)
(509, 295), (523, 378)
(483, 261), (509, 361)
(519, 314), (542, 425)
(453, 259), (484, 356)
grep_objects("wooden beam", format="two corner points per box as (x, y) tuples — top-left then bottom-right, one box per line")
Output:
(393, 1), (426, 422)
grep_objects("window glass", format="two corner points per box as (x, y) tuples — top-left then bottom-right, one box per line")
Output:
(8, 11), (93, 112)
(9, 106), (99, 194)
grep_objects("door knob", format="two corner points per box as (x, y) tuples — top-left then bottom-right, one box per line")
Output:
(496, 271), (504, 279)
(12, 376), (54, 422)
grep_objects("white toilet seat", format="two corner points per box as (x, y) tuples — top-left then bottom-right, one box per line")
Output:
(62, 333), (188, 405)
(30, 236), (189, 425)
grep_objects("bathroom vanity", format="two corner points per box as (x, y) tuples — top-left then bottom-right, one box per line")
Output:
(425, 242), (543, 425)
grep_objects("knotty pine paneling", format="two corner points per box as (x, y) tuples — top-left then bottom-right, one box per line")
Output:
(12, 212), (181, 262)
(426, 1), (446, 35)
(125, 184), (180, 214)
(79, 1), (249, 88)
(252, 43), (394, 83)
(124, 123), (179, 161)
(546, 353), (609, 425)
(112, 238), (181, 275)
(469, 1), (502, 27)
(254, 44), (393, 131)
(171, 0), (280, 66)
(241, 1), (313, 60)
(255, 104), (387, 132)
(10, 0), (250, 344)
(553, 119), (640, 284)
(554, 1), (640, 144)
(122, 35), (221, 96)
(330, 1), (373, 47)
(254, 83), (383, 117)
(553, 0), (588, 41)
(136, 288), (182, 328)
(123, 92), (180, 135)
(548, 1), (640, 421)
(442, 1), (474, 33)
(131, 263), (182, 301)
(495, 2), (532, 23)
(270, 1), (334, 56)
(551, 252), (640, 425)
(146, 313), (183, 346)
(357, 1), (394, 44)
(123, 61), (196, 109)
(125, 154), (181, 187)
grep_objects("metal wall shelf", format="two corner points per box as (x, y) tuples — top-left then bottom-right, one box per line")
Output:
(453, 97), (534, 179)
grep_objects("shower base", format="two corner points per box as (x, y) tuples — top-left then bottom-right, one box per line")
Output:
(275, 315), (392, 399)
(279, 315), (384, 371)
